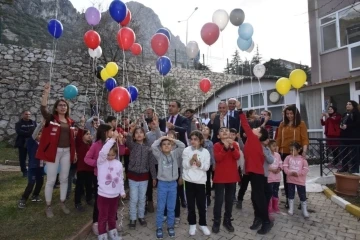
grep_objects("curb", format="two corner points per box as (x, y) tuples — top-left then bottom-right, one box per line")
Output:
(67, 220), (92, 240)
(322, 186), (360, 218)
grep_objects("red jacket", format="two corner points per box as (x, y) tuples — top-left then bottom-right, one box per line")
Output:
(36, 114), (76, 163)
(213, 141), (241, 183)
(240, 113), (264, 175)
(321, 114), (341, 137)
(75, 128), (93, 172)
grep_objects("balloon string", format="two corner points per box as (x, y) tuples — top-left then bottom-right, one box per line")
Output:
(257, 76), (265, 111)
(48, 39), (57, 100)
(93, 58), (99, 116)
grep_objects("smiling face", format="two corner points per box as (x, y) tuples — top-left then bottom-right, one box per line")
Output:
(228, 99), (236, 111)
(218, 102), (228, 115)
(285, 110), (294, 122)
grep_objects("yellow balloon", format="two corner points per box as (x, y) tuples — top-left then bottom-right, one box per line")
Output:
(276, 77), (291, 95)
(289, 69), (307, 89)
(106, 62), (118, 77)
(100, 69), (110, 81)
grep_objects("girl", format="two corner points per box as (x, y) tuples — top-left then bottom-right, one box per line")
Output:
(202, 126), (214, 206)
(182, 130), (211, 236)
(267, 140), (282, 214)
(97, 130), (126, 240)
(283, 142), (309, 218)
(126, 125), (157, 229)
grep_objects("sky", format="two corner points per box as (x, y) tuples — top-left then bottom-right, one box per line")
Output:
(69, 0), (311, 72)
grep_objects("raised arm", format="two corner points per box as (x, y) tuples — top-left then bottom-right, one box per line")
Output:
(40, 83), (52, 121)
(98, 138), (116, 166)
(31, 121), (44, 140)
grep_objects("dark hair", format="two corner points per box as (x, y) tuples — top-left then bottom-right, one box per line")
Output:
(347, 100), (359, 112)
(283, 104), (302, 127)
(269, 139), (277, 146)
(171, 101), (181, 108)
(105, 116), (116, 123)
(230, 128), (238, 134)
(132, 126), (146, 142)
(81, 129), (92, 144)
(185, 109), (195, 114)
(328, 106), (337, 112)
(217, 126), (228, 134)
(289, 141), (302, 151)
(189, 130), (205, 147)
(160, 138), (172, 146)
(259, 127), (269, 142)
(202, 126), (212, 139)
(109, 143), (119, 155)
(121, 115), (129, 119)
(96, 124), (112, 143)
(246, 109), (255, 118)
(167, 130), (178, 139)
(52, 99), (70, 118)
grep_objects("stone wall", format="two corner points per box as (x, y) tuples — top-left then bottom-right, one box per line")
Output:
(0, 44), (239, 142)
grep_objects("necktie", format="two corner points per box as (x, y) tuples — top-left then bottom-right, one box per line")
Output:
(170, 115), (175, 124)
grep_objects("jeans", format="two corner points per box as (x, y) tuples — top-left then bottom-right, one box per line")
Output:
(97, 195), (119, 235)
(249, 173), (269, 223)
(268, 182), (280, 198)
(18, 146), (28, 174)
(288, 183), (307, 201)
(185, 181), (207, 226)
(213, 183), (236, 220)
(129, 179), (148, 220)
(156, 180), (177, 228)
(75, 171), (94, 205)
(21, 167), (44, 200)
(237, 174), (250, 201)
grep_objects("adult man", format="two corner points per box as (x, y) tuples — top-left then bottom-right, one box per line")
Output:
(184, 109), (200, 139)
(207, 102), (238, 143)
(15, 110), (37, 177)
(227, 98), (240, 123)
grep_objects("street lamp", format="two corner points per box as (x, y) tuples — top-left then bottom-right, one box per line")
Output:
(178, 7), (198, 46)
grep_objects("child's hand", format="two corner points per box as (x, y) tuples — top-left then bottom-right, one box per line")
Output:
(192, 154), (198, 161)
(178, 177), (183, 186)
(121, 194), (126, 199)
(196, 160), (201, 168)
(117, 133), (124, 144)
(292, 172), (298, 177)
(152, 179), (157, 187)
(275, 168), (281, 174)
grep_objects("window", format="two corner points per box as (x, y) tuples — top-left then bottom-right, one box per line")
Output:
(349, 43), (360, 70)
(356, 81), (360, 90)
(321, 23), (337, 51)
(268, 106), (284, 121)
(324, 83), (350, 116)
(237, 96), (248, 109)
(300, 89), (322, 130)
(250, 93), (264, 107)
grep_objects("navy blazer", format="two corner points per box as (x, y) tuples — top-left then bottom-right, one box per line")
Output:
(160, 114), (189, 146)
(207, 114), (238, 143)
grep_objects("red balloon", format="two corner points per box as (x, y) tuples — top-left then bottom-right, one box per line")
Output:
(120, 10), (131, 27)
(130, 43), (142, 56)
(108, 87), (131, 112)
(151, 33), (169, 56)
(199, 78), (211, 93)
(84, 30), (101, 50)
(117, 27), (136, 51)
(201, 23), (220, 46)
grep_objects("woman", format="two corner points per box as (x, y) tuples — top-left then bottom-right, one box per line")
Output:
(320, 106), (341, 166)
(36, 83), (76, 218)
(339, 101), (360, 173)
(275, 104), (309, 208)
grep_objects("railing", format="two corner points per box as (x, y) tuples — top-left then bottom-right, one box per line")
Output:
(307, 138), (360, 176)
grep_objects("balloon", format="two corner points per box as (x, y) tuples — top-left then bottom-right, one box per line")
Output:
(44, 164), (60, 174)
(186, 41), (199, 59)
(238, 23), (254, 40)
(105, 78), (117, 91)
(127, 85), (139, 102)
(47, 19), (63, 39)
(85, 7), (101, 26)
(151, 33), (169, 56)
(237, 37), (252, 51)
(100, 68), (111, 81)
(117, 27), (135, 51)
(106, 62), (118, 77)
(212, 9), (229, 31)
(246, 41), (255, 53)
(63, 85), (78, 100)
(290, 69), (307, 89)
(120, 9), (131, 26)
(95, 65), (104, 79)
(156, 56), (172, 76)
(230, 9), (245, 26)
(88, 46), (102, 59)
(156, 28), (171, 42)
(253, 64), (266, 78)
(276, 77), (291, 95)
(200, 23), (220, 46)
(84, 30), (101, 50)
(199, 78), (211, 93)
(108, 87), (130, 112)
(130, 43), (142, 56)
(109, 0), (128, 23)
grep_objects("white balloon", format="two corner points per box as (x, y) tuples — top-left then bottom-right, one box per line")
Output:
(246, 41), (255, 53)
(253, 64), (266, 78)
(88, 46), (102, 58)
(186, 41), (199, 59)
(212, 9), (229, 31)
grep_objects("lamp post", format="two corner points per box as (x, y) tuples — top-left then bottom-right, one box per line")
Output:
(178, 7), (198, 46)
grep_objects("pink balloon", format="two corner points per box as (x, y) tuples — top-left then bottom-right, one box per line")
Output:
(200, 23), (220, 46)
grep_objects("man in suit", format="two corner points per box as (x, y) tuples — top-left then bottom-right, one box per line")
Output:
(208, 101), (238, 143)
(228, 98), (240, 133)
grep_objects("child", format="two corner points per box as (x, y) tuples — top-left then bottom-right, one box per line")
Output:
(97, 130), (126, 240)
(212, 127), (240, 234)
(267, 140), (282, 214)
(151, 135), (185, 239)
(202, 126), (214, 206)
(283, 142), (309, 218)
(229, 128), (245, 201)
(126, 125), (157, 229)
(18, 120), (44, 208)
(74, 128), (94, 212)
(182, 130), (211, 236)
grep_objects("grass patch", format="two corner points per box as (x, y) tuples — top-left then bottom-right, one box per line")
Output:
(0, 172), (92, 240)
(327, 184), (360, 208)
(0, 141), (18, 164)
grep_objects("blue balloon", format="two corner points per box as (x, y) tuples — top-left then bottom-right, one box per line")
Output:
(109, 0), (128, 23)
(237, 37), (252, 51)
(105, 78), (117, 91)
(156, 28), (171, 42)
(47, 19), (63, 39)
(156, 56), (172, 76)
(127, 85), (138, 102)
(63, 85), (78, 100)
(238, 23), (254, 40)
(44, 164), (61, 175)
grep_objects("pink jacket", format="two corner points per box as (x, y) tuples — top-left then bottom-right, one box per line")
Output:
(268, 152), (282, 183)
(283, 155), (309, 186)
(85, 139), (125, 176)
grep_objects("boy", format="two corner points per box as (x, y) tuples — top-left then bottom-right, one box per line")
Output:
(152, 136), (185, 239)
(212, 127), (241, 234)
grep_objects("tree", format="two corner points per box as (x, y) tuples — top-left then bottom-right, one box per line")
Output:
(299, 63), (312, 83)
(251, 45), (262, 65)
(224, 50), (242, 74)
(263, 59), (290, 77)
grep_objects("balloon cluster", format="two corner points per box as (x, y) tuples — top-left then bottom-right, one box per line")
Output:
(83, 7), (102, 57)
(275, 69), (307, 95)
(229, 9), (254, 53)
(151, 28), (172, 76)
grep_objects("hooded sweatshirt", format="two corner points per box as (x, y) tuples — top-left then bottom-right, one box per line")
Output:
(151, 139), (185, 181)
(182, 146), (211, 184)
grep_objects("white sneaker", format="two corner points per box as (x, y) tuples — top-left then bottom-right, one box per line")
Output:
(189, 225), (196, 236)
(199, 226), (211, 235)
(92, 222), (99, 236)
